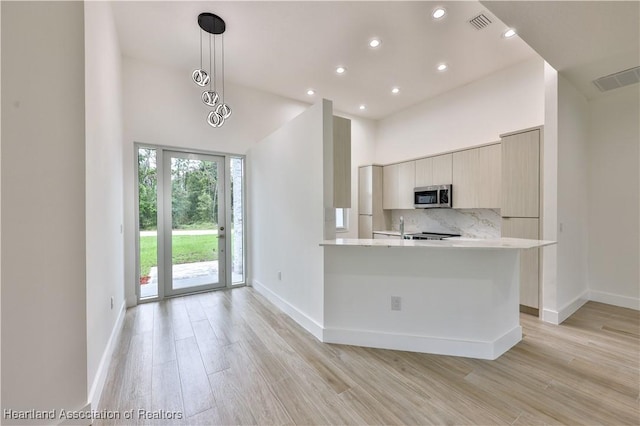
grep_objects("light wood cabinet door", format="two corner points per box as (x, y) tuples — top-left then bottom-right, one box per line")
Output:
(382, 164), (398, 209)
(371, 166), (388, 230)
(415, 157), (433, 187)
(453, 144), (501, 208)
(415, 154), (452, 188)
(333, 116), (351, 208)
(397, 161), (416, 209)
(432, 154), (453, 185)
(501, 130), (540, 217)
(502, 217), (539, 309)
(383, 161), (415, 209)
(452, 149), (473, 208)
(358, 215), (373, 238)
(358, 166), (372, 215)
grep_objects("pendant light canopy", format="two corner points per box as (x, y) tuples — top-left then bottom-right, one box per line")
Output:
(192, 13), (231, 128)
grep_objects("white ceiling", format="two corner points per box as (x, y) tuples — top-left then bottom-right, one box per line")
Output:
(112, 1), (538, 119)
(482, 1), (640, 100)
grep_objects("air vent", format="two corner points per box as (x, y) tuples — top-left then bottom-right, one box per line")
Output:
(593, 66), (640, 92)
(469, 13), (492, 30)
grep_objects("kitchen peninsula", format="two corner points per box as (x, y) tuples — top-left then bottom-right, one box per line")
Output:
(321, 237), (555, 360)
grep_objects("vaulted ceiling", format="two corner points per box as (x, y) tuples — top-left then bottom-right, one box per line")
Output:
(112, 1), (537, 119)
(113, 1), (639, 119)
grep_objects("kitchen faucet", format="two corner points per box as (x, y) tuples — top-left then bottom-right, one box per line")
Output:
(400, 216), (405, 239)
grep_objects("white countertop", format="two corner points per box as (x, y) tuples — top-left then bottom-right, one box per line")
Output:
(321, 237), (556, 250)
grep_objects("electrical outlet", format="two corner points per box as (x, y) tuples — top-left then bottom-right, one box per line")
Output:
(391, 296), (402, 311)
(278, 271), (282, 281)
(110, 296), (114, 310)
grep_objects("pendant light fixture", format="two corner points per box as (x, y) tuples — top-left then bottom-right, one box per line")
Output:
(192, 13), (231, 128)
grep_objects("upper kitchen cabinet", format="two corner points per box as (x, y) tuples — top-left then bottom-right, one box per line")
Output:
(414, 157), (433, 187)
(383, 161), (415, 209)
(452, 144), (501, 209)
(501, 129), (540, 218)
(333, 116), (351, 208)
(416, 154), (453, 187)
(432, 154), (453, 185)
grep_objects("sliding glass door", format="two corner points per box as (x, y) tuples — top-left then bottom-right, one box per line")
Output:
(136, 145), (245, 301)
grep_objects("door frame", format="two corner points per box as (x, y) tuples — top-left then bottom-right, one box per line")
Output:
(134, 143), (247, 303)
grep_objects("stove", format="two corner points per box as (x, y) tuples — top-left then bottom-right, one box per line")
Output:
(404, 232), (461, 240)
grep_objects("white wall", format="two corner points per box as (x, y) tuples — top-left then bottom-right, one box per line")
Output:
(84, 1), (125, 408)
(123, 57), (310, 155)
(248, 101), (333, 336)
(375, 58), (545, 163)
(1, 0), (88, 418)
(122, 57), (309, 306)
(542, 66), (639, 321)
(587, 87), (640, 309)
(555, 74), (590, 316)
(1, 2), (3, 415)
(541, 62), (560, 322)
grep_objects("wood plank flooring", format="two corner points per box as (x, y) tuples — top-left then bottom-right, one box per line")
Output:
(97, 288), (640, 425)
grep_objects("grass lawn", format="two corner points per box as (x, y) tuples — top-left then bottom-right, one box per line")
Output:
(139, 234), (218, 277)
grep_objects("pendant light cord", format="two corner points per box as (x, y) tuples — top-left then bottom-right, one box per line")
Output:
(195, 13), (229, 125)
(213, 33), (217, 93)
(221, 34), (225, 102)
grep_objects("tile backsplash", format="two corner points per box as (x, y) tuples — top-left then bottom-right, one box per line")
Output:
(391, 209), (501, 238)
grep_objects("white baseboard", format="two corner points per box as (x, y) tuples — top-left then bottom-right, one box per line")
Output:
(542, 290), (589, 325)
(492, 326), (523, 359)
(251, 279), (523, 359)
(323, 326), (522, 361)
(560, 291), (589, 323)
(252, 280), (324, 340)
(589, 290), (640, 311)
(541, 308), (560, 325)
(87, 301), (126, 411)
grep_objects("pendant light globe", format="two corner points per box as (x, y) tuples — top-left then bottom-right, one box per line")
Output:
(202, 90), (219, 106)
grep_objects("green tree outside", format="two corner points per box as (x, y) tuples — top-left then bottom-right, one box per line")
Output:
(138, 151), (219, 230)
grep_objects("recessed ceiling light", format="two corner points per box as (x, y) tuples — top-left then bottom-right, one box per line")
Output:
(359, 105), (366, 110)
(437, 63), (448, 72)
(369, 39), (381, 48)
(432, 7), (446, 19)
(336, 66), (347, 74)
(307, 89), (315, 95)
(391, 87), (400, 94)
(503, 28), (517, 38)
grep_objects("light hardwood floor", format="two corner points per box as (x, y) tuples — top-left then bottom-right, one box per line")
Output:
(97, 288), (640, 425)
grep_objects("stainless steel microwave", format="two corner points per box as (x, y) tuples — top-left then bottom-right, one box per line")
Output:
(414, 185), (452, 208)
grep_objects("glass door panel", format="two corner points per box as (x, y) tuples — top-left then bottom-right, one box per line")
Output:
(230, 157), (245, 284)
(164, 151), (225, 296)
(137, 147), (159, 299)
